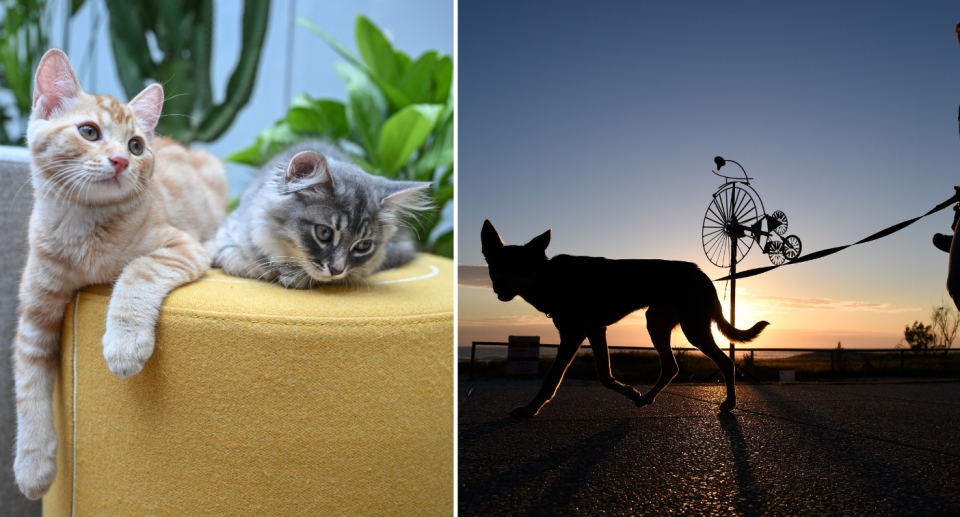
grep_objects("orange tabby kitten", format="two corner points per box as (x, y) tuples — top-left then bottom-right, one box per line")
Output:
(13, 49), (227, 499)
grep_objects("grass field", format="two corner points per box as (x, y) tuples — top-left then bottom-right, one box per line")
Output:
(461, 349), (960, 383)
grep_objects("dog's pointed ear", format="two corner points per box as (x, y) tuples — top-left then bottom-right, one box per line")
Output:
(525, 229), (551, 253)
(481, 220), (504, 258)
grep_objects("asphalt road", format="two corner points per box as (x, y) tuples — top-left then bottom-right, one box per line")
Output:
(458, 382), (960, 516)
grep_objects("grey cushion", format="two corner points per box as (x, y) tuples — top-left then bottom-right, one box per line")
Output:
(0, 145), (40, 514)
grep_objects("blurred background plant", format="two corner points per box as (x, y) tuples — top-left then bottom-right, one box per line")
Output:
(227, 14), (453, 258)
(0, 1), (451, 258)
(104, 0), (269, 143)
(0, 0), (55, 144)
(0, 0), (270, 145)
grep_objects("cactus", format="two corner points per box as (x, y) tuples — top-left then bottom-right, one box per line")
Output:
(104, 0), (270, 143)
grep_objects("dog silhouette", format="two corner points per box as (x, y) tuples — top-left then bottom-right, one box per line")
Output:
(481, 220), (769, 416)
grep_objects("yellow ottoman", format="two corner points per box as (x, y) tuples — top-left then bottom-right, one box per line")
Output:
(44, 255), (453, 516)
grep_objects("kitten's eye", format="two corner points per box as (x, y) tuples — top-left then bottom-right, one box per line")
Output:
(315, 225), (333, 242)
(78, 125), (99, 141)
(128, 138), (144, 156)
(354, 240), (373, 253)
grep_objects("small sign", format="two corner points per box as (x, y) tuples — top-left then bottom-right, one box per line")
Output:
(779, 370), (796, 383)
(508, 336), (540, 375)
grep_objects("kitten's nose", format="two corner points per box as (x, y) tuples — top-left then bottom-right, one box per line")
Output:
(109, 155), (129, 174)
(329, 267), (343, 276)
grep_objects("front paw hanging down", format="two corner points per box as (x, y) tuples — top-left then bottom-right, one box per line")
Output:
(102, 321), (156, 378)
(15, 433), (58, 500)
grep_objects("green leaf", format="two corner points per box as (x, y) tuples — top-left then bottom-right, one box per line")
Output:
(432, 183), (453, 209)
(314, 100), (348, 137)
(336, 62), (386, 163)
(431, 230), (453, 259)
(411, 100), (454, 180)
(299, 16), (411, 111)
(225, 143), (263, 166)
(72, 0), (88, 15)
(225, 118), (303, 166)
(257, 121), (301, 159)
(436, 164), (453, 188)
(355, 15), (400, 84)
(298, 17), (366, 70)
(433, 55), (453, 104)
(395, 51), (412, 74)
(285, 94), (347, 137)
(377, 104), (443, 176)
(399, 51), (437, 105)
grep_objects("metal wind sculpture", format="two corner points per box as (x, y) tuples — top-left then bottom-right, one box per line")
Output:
(701, 156), (803, 370)
(702, 156), (803, 268)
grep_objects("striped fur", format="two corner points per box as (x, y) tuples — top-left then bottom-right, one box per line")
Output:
(209, 142), (431, 287)
(13, 49), (227, 499)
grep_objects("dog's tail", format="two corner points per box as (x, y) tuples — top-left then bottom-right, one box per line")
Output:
(712, 300), (770, 343)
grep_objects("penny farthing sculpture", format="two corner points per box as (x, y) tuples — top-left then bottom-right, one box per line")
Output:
(701, 156), (802, 366)
(702, 157), (802, 268)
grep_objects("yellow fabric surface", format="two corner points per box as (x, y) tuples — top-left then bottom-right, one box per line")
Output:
(44, 255), (453, 516)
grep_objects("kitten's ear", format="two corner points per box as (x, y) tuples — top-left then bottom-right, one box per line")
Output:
(381, 181), (432, 216)
(481, 220), (504, 259)
(32, 49), (82, 120)
(524, 229), (551, 254)
(285, 151), (333, 191)
(129, 84), (164, 141)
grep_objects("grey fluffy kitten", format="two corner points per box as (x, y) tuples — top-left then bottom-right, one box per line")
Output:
(209, 142), (431, 287)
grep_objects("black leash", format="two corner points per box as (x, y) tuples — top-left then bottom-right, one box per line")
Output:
(714, 190), (960, 282)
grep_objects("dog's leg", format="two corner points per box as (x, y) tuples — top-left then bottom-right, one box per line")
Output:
(587, 327), (641, 401)
(510, 326), (585, 418)
(681, 319), (737, 412)
(636, 306), (680, 409)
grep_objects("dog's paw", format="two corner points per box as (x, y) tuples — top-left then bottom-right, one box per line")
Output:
(719, 399), (736, 413)
(634, 394), (654, 408)
(102, 322), (155, 378)
(15, 442), (57, 500)
(509, 405), (538, 418)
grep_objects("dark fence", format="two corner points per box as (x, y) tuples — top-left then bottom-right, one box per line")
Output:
(466, 341), (960, 381)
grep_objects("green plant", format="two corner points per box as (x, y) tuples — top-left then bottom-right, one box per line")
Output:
(227, 15), (453, 258)
(104, 0), (270, 143)
(0, 0), (59, 144)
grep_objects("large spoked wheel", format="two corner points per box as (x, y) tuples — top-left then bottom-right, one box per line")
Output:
(702, 183), (761, 268)
(783, 235), (802, 261)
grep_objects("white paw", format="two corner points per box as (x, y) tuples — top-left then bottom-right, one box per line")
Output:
(15, 438), (58, 500)
(102, 322), (155, 378)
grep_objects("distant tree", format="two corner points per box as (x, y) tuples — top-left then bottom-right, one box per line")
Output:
(904, 321), (934, 350)
(902, 302), (959, 359)
(929, 303), (959, 359)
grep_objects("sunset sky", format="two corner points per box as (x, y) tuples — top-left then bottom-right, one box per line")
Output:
(458, 1), (960, 355)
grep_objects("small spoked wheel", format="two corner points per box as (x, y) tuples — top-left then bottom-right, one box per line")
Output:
(770, 210), (788, 236)
(783, 235), (802, 261)
(766, 240), (786, 265)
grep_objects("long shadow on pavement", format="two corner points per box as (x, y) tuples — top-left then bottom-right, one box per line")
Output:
(717, 413), (765, 515)
(460, 418), (631, 515)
